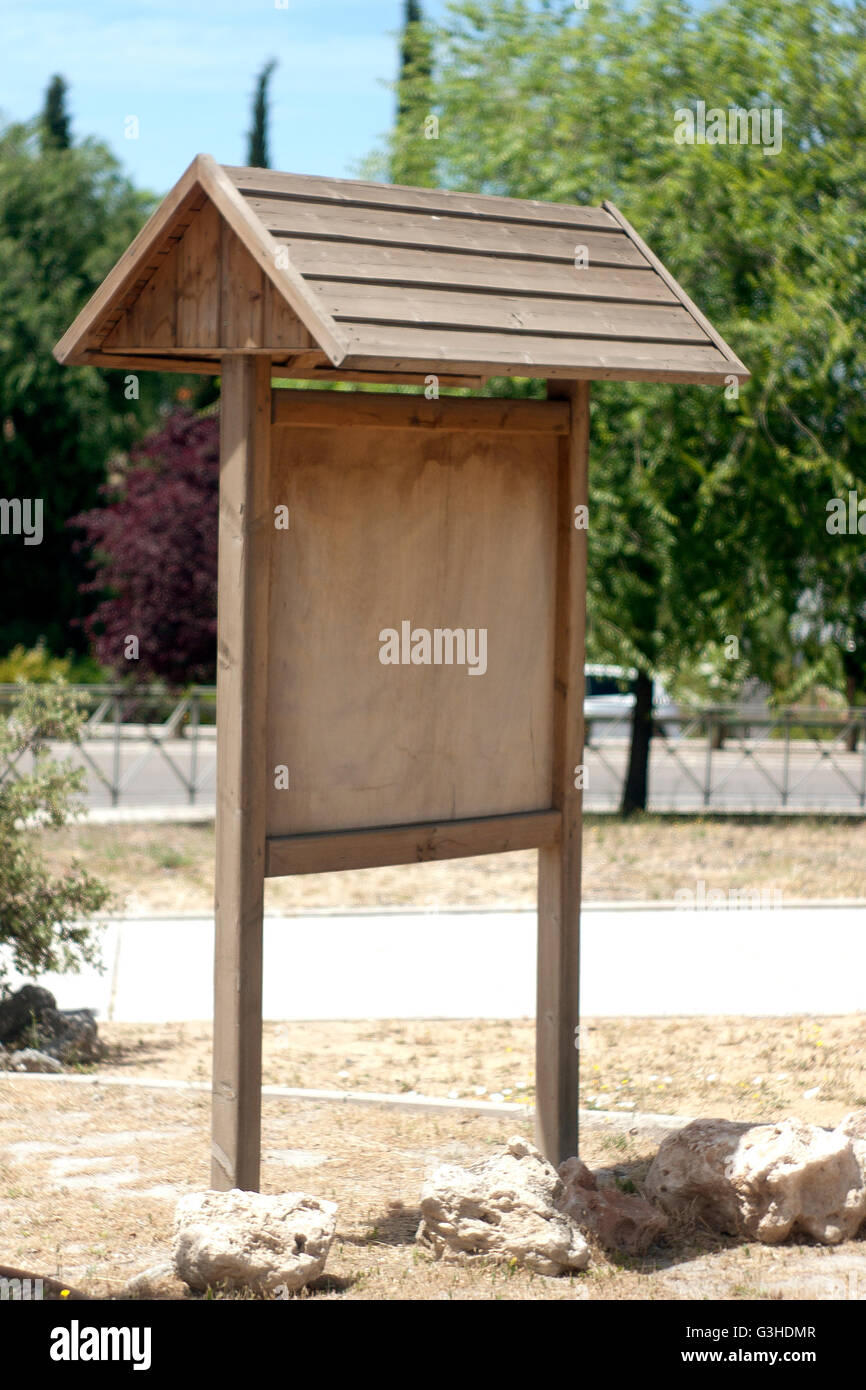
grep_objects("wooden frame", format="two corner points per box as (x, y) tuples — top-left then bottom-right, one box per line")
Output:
(537, 380), (588, 1163)
(210, 382), (588, 1181)
(55, 157), (748, 1194)
(266, 810), (561, 876)
(207, 383), (587, 1182)
(212, 356), (272, 1191)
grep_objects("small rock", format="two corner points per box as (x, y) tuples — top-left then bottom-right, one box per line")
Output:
(417, 1136), (590, 1275)
(9, 1049), (63, 1074)
(122, 1262), (187, 1300)
(0, 985), (56, 1041)
(0, 985), (101, 1063)
(51, 1009), (101, 1064)
(645, 1117), (866, 1245)
(838, 1110), (866, 1143)
(174, 1189), (337, 1295)
(558, 1157), (668, 1255)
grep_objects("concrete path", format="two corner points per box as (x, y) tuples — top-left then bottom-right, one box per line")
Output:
(14, 903), (865, 1022)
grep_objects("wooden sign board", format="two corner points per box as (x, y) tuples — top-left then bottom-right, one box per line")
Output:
(265, 409), (558, 852)
(55, 159), (747, 1199)
(212, 365), (586, 1192)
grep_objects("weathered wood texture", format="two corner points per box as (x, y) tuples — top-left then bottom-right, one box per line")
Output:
(266, 416), (558, 842)
(219, 166), (746, 382)
(212, 357), (272, 1192)
(536, 380), (589, 1167)
(266, 810), (560, 877)
(104, 201), (312, 353)
(54, 156), (749, 386)
(271, 389), (568, 433)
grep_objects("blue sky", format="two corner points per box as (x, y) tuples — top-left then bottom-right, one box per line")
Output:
(0, 0), (449, 195)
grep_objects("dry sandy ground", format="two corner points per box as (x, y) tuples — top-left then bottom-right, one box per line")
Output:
(2, 1016), (864, 1301)
(97, 1015), (866, 1131)
(2, 1078), (865, 1302)
(38, 815), (866, 915)
(11, 816), (866, 1299)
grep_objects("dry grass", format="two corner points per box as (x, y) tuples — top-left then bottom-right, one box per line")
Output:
(14, 815), (866, 1300)
(36, 814), (866, 915)
(96, 1014), (866, 1130)
(2, 1078), (864, 1302)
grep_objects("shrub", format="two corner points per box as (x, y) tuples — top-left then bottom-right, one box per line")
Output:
(0, 682), (111, 984)
(71, 408), (219, 687)
(0, 640), (109, 685)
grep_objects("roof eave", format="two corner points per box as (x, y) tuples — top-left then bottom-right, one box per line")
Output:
(602, 201), (750, 382)
(336, 354), (748, 387)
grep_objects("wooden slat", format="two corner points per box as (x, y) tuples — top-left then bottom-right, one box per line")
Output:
(177, 200), (221, 348)
(264, 277), (313, 349)
(339, 325), (733, 376)
(220, 229), (263, 348)
(104, 240), (180, 349)
(289, 240), (676, 303)
(247, 198), (647, 268)
(224, 165), (619, 231)
(342, 356), (733, 385)
(271, 389), (568, 433)
(266, 811), (561, 877)
(308, 281), (710, 344)
(277, 362), (485, 388)
(536, 379), (588, 1167)
(76, 351), (226, 375)
(212, 356), (272, 1193)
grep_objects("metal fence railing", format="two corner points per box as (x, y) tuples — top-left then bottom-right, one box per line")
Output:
(0, 684), (217, 809)
(585, 706), (866, 813)
(1, 687), (865, 814)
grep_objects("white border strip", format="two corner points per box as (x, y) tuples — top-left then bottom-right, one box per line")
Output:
(0, 1071), (691, 1127)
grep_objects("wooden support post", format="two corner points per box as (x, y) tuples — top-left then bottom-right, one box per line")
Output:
(536, 379), (589, 1165)
(212, 355), (272, 1190)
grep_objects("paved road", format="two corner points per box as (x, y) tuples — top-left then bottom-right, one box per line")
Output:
(20, 904), (866, 1022)
(18, 735), (866, 814)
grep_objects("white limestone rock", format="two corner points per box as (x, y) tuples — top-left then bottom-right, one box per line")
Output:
(417, 1136), (590, 1275)
(173, 1188), (337, 1295)
(645, 1117), (866, 1245)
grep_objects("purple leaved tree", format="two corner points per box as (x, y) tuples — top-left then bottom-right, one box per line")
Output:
(71, 409), (219, 686)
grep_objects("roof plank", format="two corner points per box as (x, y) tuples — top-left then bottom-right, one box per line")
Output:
(284, 240), (678, 304)
(247, 197), (647, 268)
(339, 323), (737, 381)
(307, 281), (710, 344)
(223, 165), (619, 231)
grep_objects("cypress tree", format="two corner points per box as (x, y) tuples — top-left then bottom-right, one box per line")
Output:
(41, 75), (72, 152)
(247, 59), (277, 168)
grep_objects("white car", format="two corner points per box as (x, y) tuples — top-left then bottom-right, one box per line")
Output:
(584, 664), (680, 738)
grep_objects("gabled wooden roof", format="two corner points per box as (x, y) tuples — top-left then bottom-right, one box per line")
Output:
(54, 153), (748, 387)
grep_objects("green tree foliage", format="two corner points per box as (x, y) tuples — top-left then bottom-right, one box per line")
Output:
(0, 682), (110, 983)
(379, 0), (866, 809)
(40, 74), (71, 152)
(0, 110), (192, 656)
(391, 0), (436, 186)
(247, 59), (278, 169)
